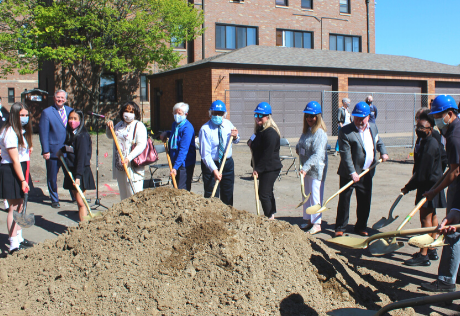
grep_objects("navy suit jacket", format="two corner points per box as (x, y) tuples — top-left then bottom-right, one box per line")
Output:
(39, 105), (73, 158)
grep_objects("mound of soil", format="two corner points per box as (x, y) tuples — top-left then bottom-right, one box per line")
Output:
(0, 188), (413, 315)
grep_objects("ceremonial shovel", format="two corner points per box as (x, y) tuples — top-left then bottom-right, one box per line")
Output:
(164, 140), (178, 189)
(408, 233), (446, 248)
(250, 149), (260, 216)
(327, 291), (460, 316)
(296, 172), (311, 209)
(109, 125), (136, 193)
(12, 161), (35, 228)
(305, 159), (382, 215)
(372, 192), (403, 229)
(211, 136), (233, 198)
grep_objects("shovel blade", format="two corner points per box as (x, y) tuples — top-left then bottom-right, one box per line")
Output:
(408, 234), (434, 248)
(327, 308), (376, 316)
(328, 236), (368, 249)
(372, 215), (399, 230)
(305, 204), (321, 214)
(295, 193), (311, 209)
(368, 238), (404, 256)
(13, 211), (35, 228)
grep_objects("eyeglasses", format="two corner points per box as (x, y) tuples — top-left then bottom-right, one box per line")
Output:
(305, 114), (317, 119)
(254, 114), (268, 118)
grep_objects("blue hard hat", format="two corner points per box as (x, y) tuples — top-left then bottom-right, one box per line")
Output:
(352, 102), (370, 117)
(254, 102), (272, 115)
(210, 100), (226, 112)
(430, 95), (458, 114)
(303, 101), (322, 115)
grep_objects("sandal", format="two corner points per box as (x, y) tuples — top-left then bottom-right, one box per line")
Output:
(306, 225), (321, 235)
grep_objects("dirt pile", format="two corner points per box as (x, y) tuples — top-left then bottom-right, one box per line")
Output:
(0, 188), (413, 315)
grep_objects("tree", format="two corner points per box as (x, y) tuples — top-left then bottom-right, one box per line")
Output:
(0, 0), (203, 111)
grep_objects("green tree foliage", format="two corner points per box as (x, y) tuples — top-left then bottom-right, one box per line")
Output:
(0, 0), (203, 109)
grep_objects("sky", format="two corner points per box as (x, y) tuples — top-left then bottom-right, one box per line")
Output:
(375, 0), (460, 66)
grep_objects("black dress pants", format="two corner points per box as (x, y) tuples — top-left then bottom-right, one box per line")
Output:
(175, 164), (195, 191)
(335, 170), (374, 232)
(258, 169), (280, 218)
(201, 157), (234, 206)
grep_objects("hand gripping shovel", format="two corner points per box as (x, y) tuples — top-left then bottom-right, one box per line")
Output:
(296, 172), (311, 209)
(250, 149), (260, 216)
(327, 291), (460, 316)
(109, 125), (136, 194)
(60, 157), (101, 220)
(164, 140), (178, 189)
(12, 161), (35, 228)
(372, 192), (403, 229)
(211, 136), (233, 198)
(328, 224), (460, 250)
(305, 159), (382, 215)
(368, 170), (449, 256)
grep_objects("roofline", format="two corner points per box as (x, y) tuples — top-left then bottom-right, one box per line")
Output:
(148, 62), (460, 80)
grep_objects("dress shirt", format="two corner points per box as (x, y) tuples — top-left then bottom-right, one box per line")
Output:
(344, 108), (351, 125)
(357, 123), (374, 170)
(199, 119), (240, 172)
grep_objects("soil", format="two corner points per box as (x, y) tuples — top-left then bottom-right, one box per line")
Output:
(0, 188), (414, 316)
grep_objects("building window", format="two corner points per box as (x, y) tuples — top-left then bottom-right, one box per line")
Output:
(171, 37), (185, 49)
(276, 0), (288, 6)
(176, 79), (183, 102)
(329, 34), (360, 52)
(301, 0), (312, 9)
(140, 75), (148, 102)
(100, 73), (117, 102)
(8, 88), (14, 103)
(276, 29), (313, 49)
(216, 24), (257, 50)
(340, 0), (350, 13)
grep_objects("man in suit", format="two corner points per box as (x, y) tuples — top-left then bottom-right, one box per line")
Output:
(335, 101), (389, 237)
(39, 90), (73, 208)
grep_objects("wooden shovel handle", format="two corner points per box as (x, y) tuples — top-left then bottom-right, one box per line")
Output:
(250, 149), (260, 216)
(164, 140), (178, 189)
(109, 125), (132, 181)
(211, 136), (234, 198)
(368, 223), (460, 244)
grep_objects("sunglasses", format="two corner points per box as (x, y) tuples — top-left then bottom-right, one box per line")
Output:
(305, 114), (317, 119)
(254, 114), (269, 118)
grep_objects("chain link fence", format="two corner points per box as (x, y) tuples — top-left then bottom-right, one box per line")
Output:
(226, 89), (460, 147)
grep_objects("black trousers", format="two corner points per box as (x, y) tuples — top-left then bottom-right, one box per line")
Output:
(258, 169), (280, 218)
(335, 170), (374, 232)
(201, 157), (234, 206)
(175, 164), (195, 191)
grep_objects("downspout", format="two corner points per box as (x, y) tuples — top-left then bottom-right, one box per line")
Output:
(366, 0), (370, 53)
(202, 0), (205, 60)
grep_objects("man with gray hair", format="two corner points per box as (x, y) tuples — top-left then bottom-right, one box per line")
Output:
(39, 89), (73, 208)
(334, 98), (352, 156)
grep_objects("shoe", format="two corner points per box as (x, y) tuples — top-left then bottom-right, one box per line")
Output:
(306, 225), (321, 235)
(8, 245), (24, 255)
(20, 239), (35, 248)
(354, 229), (369, 236)
(428, 248), (439, 261)
(300, 223), (313, 230)
(404, 252), (431, 266)
(335, 231), (344, 237)
(421, 280), (456, 292)
(333, 152), (338, 156)
(51, 202), (60, 208)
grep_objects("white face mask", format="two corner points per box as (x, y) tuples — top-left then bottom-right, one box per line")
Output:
(123, 112), (135, 123)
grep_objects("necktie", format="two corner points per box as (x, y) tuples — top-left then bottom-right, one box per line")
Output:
(59, 108), (67, 126)
(218, 125), (225, 163)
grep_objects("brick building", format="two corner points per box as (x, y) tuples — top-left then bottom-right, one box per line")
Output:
(148, 45), (460, 142)
(0, 70), (39, 111)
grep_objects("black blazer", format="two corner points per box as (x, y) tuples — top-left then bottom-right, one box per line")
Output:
(61, 129), (92, 181)
(0, 108), (9, 131)
(415, 129), (447, 171)
(250, 127), (282, 174)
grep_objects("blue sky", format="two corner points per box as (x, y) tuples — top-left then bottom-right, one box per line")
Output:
(375, 0), (460, 66)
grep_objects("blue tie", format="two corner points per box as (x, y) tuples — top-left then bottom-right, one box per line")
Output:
(218, 126), (225, 163)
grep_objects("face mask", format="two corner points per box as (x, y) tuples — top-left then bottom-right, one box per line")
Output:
(434, 114), (449, 131)
(211, 115), (223, 126)
(69, 121), (80, 130)
(20, 117), (29, 126)
(366, 101), (372, 105)
(123, 112), (135, 123)
(174, 114), (186, 124)
(415, 129), (429, 139)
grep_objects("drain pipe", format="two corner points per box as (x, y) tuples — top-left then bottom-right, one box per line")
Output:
(202, 0), (205, 60)
(366, 0), (370, 53)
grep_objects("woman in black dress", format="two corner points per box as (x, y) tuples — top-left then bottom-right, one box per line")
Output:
(58, 110), (95, 221)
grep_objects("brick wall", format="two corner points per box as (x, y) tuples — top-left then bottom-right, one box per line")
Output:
(192, 0), (375, 59)
(0, 69), (38, 111)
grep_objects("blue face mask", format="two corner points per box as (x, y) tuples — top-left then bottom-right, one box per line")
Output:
(20, 116), (29, 126)
(434, 114), (449, 131)
(174, 114), (186, 124)
(211, 115), (223, 126)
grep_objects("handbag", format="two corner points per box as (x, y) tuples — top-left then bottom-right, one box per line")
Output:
(131, 122), (159, 167)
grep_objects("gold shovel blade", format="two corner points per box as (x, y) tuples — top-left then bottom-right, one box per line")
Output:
(427, 235), (447, 248)
(305, 204), (328, 214)
(328, 236), (368, 249)
(368, 238), (405, 256)
(296, 192), (311, 209)
(327, 308), (376, 316)
(408, 234), (434, 248)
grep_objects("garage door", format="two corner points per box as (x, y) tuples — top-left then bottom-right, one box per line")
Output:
(435, 82), (460, 104)
(348, 78), (423, 135)
(229, 75), (333, 139)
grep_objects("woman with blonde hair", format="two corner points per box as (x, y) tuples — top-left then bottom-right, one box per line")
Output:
(249, 102), (282, 219)
(296, 101), (328, 234)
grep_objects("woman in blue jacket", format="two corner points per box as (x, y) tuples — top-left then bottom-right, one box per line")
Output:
(161, 102), (196, 190)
